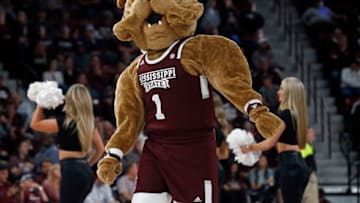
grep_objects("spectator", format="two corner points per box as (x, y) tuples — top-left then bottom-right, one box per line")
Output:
(14, 10), (30, 59)
(98, 10), (115, 41)
(86, 54), (112, 97)
(323, 33), (352, 80)
(19, 173), (49, 203)
(301, 0), (336, 44)
(252, 37), (276, 71)
(62, 55), (79, 88)
(249, 155), (275, 203)
(73, 43), (91, 71)
(1, 118), (26, 158)
(237, 8), (265, 34)
(8, 165), (22, 185)
(0, 161), (19, 203)
(302, 0), (335, 28)
(199, 0), (221, 34)
(253, 57), (282, 90)
(42, 59), (65, 88)
(340, 59), (360, 97)
(99, 120), (115, 143)
(9, 139), (33, 174)
(259, 76), (280, 113)
(0, 139), (9, 161)
(0, 82), (11, 138)
(116, 161), (138, 203)
(35, 25), (54, 54)
(42, 164), (60, 203)
(301, 128), (319, 203)
(219, 11), (241, 45)
(0, 5), (16, 66)
(34, 159), (53, 185)
(10, 92), (34, 129)
(221, 162), (248, 203)
(55, 25), (74, 54)
(93, 86), (116, 122)
(33, 135), (59, 173)
(5, 101), (26, 130)
(31, 41), (49, 81)
(84, 175), (119, 203)
(83, 24), (101, 51)
(76, 72), (89, 87)
(0, 75), (10, 106)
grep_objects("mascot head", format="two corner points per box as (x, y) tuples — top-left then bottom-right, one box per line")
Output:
(113, 0), (204, 51)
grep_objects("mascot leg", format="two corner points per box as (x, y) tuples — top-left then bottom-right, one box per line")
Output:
(132, 192), (172, 203)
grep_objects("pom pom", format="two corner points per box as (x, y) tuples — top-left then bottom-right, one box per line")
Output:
(226, 129), (261, 166)
(27, 81), (65, 109)
(27, 82), (43, 102)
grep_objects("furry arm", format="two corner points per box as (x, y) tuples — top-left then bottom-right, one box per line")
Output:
(180, 35), (284, 138)
(97, 58), (145, 184)
(106, 57), (145, 153)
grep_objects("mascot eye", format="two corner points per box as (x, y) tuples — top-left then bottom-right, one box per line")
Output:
(147, 11), (162, 25)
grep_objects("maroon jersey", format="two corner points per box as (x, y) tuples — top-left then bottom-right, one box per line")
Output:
(137, 38), (216, 135)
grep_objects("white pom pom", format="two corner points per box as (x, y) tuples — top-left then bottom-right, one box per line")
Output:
(36, 87), (65, 109)
(43, 81), (58, 89)
(226, 128), (261, 166)
(27, 81), (65, 109)
(27, 82), (43, 102)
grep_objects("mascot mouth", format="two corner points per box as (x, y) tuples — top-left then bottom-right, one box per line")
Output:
(146, 11), (162, 26)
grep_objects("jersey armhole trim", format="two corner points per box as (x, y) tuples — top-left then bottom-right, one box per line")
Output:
(176, 37), (194, 59)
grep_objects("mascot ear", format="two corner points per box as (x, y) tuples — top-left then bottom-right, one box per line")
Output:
(166, 1), (203, 26)
(150, 0), (203, 26)
(117, 0), (126, 8)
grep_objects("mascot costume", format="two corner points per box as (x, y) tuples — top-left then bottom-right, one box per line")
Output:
(97, 0), (284, 202)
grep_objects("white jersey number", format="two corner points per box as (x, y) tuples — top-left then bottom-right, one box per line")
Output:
(152, 94), (166, 120)
(151, 76), (210, 120)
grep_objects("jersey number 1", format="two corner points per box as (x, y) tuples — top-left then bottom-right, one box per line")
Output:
(151, 76), (210, 120)
(152, 94), (165, 120)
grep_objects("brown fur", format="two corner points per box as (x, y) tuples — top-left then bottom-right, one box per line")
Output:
(97, 0), (283, 184)
(116, 0), (126, 8)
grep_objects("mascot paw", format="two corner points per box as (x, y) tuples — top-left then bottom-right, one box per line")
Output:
(96, 157), (122, 184)
(249, 106), (283, 139)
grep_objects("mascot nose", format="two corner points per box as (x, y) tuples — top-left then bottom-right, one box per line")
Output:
(146, 11), (162, 25)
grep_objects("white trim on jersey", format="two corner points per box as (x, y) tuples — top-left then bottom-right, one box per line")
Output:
(204, 180), (212, 203)
(176, 37), (194, 59)
(199, 75), (210, 99)
(132, 192), (173, 203)
(243, 99), (262, 114)
(136, 54), (145, 70)
(145, 40), (180, 64)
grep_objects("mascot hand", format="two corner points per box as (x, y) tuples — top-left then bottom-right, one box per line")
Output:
(249, 105), (284, 139)
(96, 157), (122, 184)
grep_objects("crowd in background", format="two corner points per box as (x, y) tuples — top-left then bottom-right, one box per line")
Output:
(293, 0), (360, 152)
(1, 0), (358, 202)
